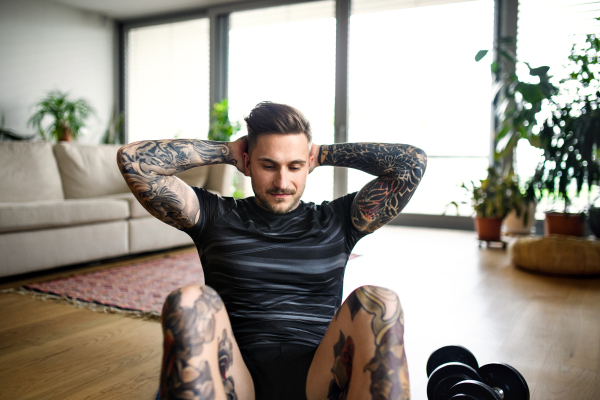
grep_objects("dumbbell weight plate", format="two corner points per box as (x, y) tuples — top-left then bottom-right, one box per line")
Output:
(427, 345), (479, 377)
(427, 362), (481, 400)
(448, 380), (502, 400)
(479, 363), (530, 400)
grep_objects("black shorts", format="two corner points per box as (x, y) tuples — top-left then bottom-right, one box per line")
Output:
(240, 343), (318, 400)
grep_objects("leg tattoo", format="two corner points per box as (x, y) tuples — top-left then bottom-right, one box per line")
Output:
(347, 286), (410, 400)
(161, 286), (224, 400)
(328, 331), (355, 400)
(218, 329), (238, 400)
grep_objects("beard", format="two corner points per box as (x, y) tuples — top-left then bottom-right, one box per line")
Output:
(252, 182), (305, 214)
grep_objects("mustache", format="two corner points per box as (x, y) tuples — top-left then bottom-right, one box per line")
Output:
(266, 188), (296, 195)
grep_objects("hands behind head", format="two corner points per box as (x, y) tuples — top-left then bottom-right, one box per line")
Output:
(309, 143), (320, 174)
(230, 135), (249, 176)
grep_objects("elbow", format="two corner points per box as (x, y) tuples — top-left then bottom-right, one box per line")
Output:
(116, 144), (136, 172)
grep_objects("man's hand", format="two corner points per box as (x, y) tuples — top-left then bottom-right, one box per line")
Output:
(229, 136), (248, 175)
(309, 143), (320, 174)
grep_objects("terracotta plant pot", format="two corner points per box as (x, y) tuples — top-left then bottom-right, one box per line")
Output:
(544, 212), (585, 237)
(59, 129), (72, 142)
(474, 217), (504, 241)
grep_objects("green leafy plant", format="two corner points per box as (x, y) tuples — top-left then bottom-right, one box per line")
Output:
(28, 90), (94, 142)
(207, 99), (240, 142)
(530, 30), (600, 211)
(448, 167), (523, 219)
(476, 38), (558, 173)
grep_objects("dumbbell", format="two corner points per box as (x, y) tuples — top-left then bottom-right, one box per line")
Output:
(426, 345), (530, 400)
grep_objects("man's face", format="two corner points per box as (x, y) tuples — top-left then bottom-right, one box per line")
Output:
(243, 133), (313, 214)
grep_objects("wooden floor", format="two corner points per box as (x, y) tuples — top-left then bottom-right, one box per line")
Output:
(1, 226), (599, 400)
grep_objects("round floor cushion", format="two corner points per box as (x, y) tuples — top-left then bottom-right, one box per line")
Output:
(510, 235), (600, 275)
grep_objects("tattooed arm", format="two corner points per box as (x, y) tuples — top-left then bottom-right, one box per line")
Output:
(117, 137), (247, 230)
(314, 142), (427, 233)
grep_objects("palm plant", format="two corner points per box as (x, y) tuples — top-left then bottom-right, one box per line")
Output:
(28, 90), (94, 142)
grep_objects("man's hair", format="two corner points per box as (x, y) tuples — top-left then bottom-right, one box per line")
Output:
(244, 102), (312, 153)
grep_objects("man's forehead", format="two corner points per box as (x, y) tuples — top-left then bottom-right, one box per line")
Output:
(252, 133), (310, 157)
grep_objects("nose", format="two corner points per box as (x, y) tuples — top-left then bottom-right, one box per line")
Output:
(273, 168), (289, 189)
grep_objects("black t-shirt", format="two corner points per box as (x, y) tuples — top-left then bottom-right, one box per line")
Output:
(183, 188), (369, 347)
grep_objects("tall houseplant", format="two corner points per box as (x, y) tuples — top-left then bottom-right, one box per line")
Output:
(476, 39), (557, 232)
(529, 31), (600, 236)
(28, 90), (94, 142)
(476, 38), (557, 174)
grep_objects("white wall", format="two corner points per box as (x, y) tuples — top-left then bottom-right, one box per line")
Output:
(0, 0), (116, 144)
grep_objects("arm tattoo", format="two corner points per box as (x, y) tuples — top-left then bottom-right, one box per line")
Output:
(160, 286), (227, 400)
(319, 143), (427, 232)
(117, 139), (234, 230)
(344, 286), (410, 400)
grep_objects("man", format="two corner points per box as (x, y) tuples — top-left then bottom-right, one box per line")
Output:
(117, 102), (427, 400)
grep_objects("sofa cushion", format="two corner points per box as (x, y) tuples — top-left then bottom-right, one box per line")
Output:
(0, 198), (129, 233)
(102, 192), (149, 218)
(103, 188), (222, 220)
(0, 141), (64, 202)
(53, 142), (130, 199)
(54, 142), (211, 199)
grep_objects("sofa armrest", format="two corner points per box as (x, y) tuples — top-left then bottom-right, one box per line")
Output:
(204, 164), (235, 197)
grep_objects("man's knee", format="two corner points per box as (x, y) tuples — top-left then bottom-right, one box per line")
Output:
(161, 285), (224, 331)
(346, 285), (403, 326)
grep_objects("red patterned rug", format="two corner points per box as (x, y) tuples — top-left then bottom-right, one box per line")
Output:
(16, 251), (359, 321)
(23, 251), (204, 319)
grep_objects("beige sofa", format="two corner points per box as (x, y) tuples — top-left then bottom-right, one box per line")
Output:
(0, 141), (233, 278)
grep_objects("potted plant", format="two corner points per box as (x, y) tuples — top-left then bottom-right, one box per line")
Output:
(28, 90), (94, 142)
(475, 39), (556, 233)
(529, 31), (600, 236)
(458, 167), (518, 241)
(502, 176), (537, 234)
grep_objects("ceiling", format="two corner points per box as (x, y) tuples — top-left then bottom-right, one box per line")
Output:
(47, 0), (248, 20)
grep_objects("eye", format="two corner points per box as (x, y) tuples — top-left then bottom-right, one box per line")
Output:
(263, 165), (274, 170)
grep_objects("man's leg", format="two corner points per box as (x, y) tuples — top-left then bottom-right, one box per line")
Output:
(160, 285), (255, 400)
(306, 285), (409, 400)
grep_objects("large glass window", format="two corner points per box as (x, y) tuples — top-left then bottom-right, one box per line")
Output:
(348, 0), (495, 215)
(228, 1), (336, 204)
(127, 19), (210, 143)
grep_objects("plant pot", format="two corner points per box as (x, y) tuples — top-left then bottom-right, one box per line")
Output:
(502, 202), (537, 235)
(588, 207), (600, 239)
(59, 129), (72, 142)
(544, 212), (585, 237)
(474, 217), (503, 241)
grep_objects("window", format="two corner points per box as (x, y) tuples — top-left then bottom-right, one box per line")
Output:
(348, 0), (495, 215)
(127, 19), (210, 143)
(228, 1), (336, 204)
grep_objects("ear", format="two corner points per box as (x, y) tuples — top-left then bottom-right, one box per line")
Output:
(242, 152), (251, 177)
